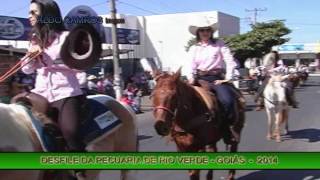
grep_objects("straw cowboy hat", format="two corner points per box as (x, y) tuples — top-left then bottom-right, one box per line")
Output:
(87, 75), (97, 81)
(188, 16), (219, 36)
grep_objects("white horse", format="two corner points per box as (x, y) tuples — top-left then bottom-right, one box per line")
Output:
(0, 94), (138, 180)
(264, 75), (289, 142)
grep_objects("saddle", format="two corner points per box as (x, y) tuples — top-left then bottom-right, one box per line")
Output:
(194, 79), (246, 144)
(11, 93), (122, 151)
(11, 92), (67, 151)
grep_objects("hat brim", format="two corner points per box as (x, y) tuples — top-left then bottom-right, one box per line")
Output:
(61, 24), (102, 70)
(188, 23), (219, 36)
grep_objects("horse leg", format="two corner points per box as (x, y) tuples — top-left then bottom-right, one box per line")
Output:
(227, 143), (238, 180)
(274, 111), (282, 142)
(283, 109), (289, 134)
(85, 133), (116, 180)
(266, 107), (274, 140)
(188, 170), (200, 180)
(205, 145), (217, 180)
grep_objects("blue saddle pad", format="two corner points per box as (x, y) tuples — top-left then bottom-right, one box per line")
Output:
(79, 99), (122, 145)
(22, 106), (56, 152)
(24, 98), (122, 151)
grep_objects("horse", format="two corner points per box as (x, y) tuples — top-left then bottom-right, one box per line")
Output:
(151, 69), (245, 180)
(0, 94), (138, 180)
(263, 75), (289, 142)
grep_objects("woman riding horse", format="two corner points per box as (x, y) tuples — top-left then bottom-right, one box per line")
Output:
(20, 0), (86, 152)
(185, 19), (240, 142)
(254, 51), (298, 111)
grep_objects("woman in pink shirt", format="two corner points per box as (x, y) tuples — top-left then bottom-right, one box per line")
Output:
(186, 20), (240, 142)
(21, 0), (85, 152)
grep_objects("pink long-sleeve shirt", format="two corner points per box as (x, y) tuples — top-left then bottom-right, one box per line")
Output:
(21, 31), (83, 103)
(186, 40), (237, 80)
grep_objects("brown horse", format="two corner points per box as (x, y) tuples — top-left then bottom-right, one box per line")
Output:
(151, 69), (245, 180)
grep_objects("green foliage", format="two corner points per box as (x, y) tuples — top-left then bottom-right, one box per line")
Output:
(224, 20), (291, 62)
(185, 37), (197, 52)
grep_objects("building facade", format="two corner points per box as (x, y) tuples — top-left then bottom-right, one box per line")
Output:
(0, 11), (240, 74)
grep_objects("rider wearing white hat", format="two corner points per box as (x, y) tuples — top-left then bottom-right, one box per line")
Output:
(185, 16), (241, 143)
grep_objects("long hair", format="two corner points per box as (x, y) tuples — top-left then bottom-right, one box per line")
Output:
(30, 0), (65, 48)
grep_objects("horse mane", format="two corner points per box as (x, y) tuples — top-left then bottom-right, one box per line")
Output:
(175, 78), (209, 123)
(0, 104), (37, 151)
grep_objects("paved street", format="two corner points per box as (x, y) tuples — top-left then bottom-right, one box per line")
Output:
(101, 76), (320, 180)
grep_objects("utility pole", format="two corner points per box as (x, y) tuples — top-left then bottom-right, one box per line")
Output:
(245, 8), (267, 24)
(110, 0), (122, 100)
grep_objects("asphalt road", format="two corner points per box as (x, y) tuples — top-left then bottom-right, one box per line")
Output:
(100, 76), (320, 180)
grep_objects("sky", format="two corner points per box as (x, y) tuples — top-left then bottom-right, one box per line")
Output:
(1, 0), (320, 43)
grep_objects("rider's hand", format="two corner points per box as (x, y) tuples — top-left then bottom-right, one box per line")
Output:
(188, 78), (195, 85)
(27, 44), (42, 57)
(214, 79), (230, 85)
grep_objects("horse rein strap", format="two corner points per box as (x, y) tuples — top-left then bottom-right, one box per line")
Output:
(154, 106), (175, 117)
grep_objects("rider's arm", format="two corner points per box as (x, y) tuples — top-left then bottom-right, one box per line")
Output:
(219, 40), (237, 81)
(21, 43), (43, 75)
(183, 45), (198, 81)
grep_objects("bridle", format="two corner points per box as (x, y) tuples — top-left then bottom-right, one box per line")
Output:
(153, 106), (176, 118)
(152, 89), (177, 120)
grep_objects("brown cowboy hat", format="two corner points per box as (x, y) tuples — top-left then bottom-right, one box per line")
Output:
(60, 23), (102, 70)
(61, 5), (104, 70)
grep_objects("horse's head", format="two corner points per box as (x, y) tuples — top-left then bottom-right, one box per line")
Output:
(151, 69), (181, 136)
(268, 75), (287, 104)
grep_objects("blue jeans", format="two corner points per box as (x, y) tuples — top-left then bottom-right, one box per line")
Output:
(197, 75), (237, 124)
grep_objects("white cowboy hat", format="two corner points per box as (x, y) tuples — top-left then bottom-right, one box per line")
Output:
(87, 75), (97, 81)
(188, 16), (219, 36)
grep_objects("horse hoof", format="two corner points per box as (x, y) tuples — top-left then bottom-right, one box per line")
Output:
(266, 135), (272, 140)
(276, 138), (281, 143)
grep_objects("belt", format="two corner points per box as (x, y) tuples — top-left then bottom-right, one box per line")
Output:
(196, 69), (224, 76)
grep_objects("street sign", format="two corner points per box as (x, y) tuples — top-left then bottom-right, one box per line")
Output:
(104, 27), (140, 45)
(105, 18), (125, 24)
(278, 44), (304, 51)
(0, 15), (31, 40)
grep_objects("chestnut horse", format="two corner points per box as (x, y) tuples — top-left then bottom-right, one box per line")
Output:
(151, 69), (245, 180)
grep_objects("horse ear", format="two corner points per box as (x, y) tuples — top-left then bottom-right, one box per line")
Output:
(152, 69), (162, 78)
(173, 67), (182, 81)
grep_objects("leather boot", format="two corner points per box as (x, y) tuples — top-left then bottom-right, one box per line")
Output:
(43, 123), (67, 152)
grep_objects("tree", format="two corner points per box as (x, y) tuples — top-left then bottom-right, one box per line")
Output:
(185, 20), (291, 64)
(224, 20), (291, 62)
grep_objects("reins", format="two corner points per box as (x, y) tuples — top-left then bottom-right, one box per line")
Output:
(0, 51), (42, 83)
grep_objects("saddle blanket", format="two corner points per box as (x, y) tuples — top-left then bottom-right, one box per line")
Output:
(26, 98), (122, 151)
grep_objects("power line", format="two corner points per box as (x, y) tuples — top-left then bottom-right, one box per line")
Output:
(117, 0), (161, 15)
(245, 8), (267, 24)
(90, 0), (110, 8)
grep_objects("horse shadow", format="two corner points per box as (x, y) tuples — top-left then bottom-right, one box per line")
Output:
(138, 135), (153, 141)
(245, 105), (257, 112)
(237, 170), (320, 180)
(300, 83), (320, 87)
(281, 128), (320, 143)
